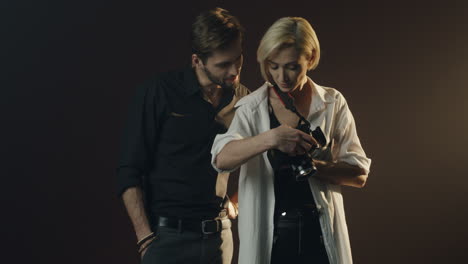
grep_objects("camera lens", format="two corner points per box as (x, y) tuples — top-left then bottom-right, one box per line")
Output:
(291, 157), (317, 181)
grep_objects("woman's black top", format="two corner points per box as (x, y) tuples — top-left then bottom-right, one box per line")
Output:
(266, 103), (316, 217)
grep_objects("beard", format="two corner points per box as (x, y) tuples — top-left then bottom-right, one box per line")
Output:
(202, 66), (239, 90)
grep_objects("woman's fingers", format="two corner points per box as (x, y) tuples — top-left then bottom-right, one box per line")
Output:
(274, 125), (319, 155)
(297, 130), (318, 147)
(299, 140), (313, 152)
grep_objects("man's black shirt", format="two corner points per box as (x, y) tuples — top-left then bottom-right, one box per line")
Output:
(117, 67), (234, 220)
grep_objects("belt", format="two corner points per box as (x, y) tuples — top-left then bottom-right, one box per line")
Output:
(157, 216), (231, 235)
(274, 205), (322, 219)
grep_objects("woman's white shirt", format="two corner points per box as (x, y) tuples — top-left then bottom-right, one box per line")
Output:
(211, 78), (371, 264)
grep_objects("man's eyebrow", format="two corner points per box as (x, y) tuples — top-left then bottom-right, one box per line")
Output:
(215, 61), (230, 67)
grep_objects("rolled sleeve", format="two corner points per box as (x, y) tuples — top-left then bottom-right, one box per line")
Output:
(116, 167), (144, 197)
(333, 96), (372, 174)
(116, 79), (160, 196)
(211, 104), (253, 173)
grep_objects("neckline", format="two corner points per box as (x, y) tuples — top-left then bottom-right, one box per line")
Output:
(268, 88), (301, 128)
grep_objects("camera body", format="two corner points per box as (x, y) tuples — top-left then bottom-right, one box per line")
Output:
(290, 124), (327, 181)
(269, 83), (328, 181)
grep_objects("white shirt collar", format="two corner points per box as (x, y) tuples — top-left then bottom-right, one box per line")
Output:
(308, 77), (336, 115)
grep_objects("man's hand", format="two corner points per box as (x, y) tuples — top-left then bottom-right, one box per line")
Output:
(227, 200), (238, 219)
(140, 245), (149, 260)
(122, 187), (154, 259)
(139, 237), (155, 259)
(269, 124), (317, 155)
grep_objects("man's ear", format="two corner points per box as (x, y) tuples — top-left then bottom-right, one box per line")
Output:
(192, 54), (201, 67)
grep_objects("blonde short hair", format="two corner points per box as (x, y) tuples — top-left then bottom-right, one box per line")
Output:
(257, 17), (320, 83)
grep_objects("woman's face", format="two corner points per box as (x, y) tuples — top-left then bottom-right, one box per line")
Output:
(267, 46), (311, 93)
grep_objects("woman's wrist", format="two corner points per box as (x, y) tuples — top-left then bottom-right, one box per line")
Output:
(260, 130), (277, 151)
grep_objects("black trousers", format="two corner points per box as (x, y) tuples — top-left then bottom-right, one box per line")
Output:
(271, 209), (330, 264)
(141, 225), (233, 264)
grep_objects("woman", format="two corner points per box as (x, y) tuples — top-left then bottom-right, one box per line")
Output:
(211, 17), (371, 264)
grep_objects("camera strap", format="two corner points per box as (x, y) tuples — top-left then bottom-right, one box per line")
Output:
(271, 84), (310, 126)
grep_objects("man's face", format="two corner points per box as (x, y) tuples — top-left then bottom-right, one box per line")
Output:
(199, 38), (243, 89)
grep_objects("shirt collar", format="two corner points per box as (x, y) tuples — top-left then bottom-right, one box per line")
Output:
(182, 66), (235, 111)
(308, 77), (336, 114)
(183, 66), (202, 96)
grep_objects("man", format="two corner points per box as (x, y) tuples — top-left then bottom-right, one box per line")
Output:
(117, 8), (247, 264)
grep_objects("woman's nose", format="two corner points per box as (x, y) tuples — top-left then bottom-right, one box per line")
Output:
(278, 69), (288, 83)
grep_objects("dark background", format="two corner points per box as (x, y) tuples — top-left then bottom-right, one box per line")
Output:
(2, 0), (468, 263)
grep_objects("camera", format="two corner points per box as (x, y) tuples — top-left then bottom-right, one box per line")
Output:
(290, 124), (327, 181)
(269, 84), (328, 181)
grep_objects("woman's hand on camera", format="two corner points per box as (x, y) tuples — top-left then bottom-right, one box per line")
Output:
(268, 124), (317, 155)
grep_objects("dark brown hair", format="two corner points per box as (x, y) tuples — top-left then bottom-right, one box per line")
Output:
(191, 7), (244, 63)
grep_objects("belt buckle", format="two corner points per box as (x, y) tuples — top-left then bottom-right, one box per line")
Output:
(201, 219), (220, 235)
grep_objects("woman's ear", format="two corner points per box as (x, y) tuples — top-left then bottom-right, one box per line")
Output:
(307, 51), (315, 70)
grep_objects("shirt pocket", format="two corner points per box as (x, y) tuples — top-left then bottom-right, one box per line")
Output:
(161, 113), (202, 143)
(160, 111), (223, 146)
